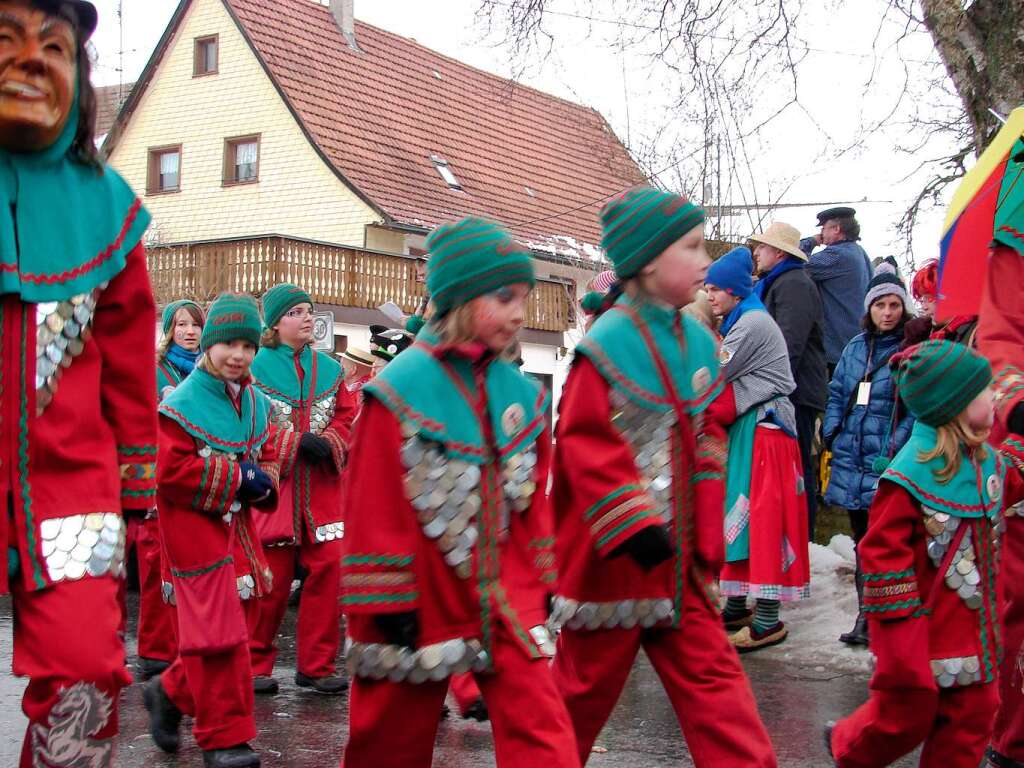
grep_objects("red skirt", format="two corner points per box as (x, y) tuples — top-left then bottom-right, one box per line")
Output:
(721, 424), (810, 601)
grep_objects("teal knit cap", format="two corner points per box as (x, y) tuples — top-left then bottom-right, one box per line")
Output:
(161, 299), (203, 335)
(201, 293), (262, 351)
(894, 340), (992, 427)
(425, 218), (536, 316)
(262, 283), (314, 330)
(600, 187), (706, 278)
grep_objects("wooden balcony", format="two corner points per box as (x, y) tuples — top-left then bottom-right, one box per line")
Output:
(146, 235), (575, 333)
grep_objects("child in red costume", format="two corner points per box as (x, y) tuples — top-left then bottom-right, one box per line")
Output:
(827, 340), (1024, 768)
(550, 187), (776, 767)
(0, 2), (159, 765)
(977, 237), (1024, 768)
(249, 283), (356, 696)
(145, 294), (285, 768)
(340, 217), (577, 768)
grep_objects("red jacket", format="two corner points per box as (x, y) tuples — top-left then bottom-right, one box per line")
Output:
(1, 242), (157, 594)
(550, 355), (726, 627)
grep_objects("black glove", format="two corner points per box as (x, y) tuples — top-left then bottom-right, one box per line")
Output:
(374, 611), (419, 649)
(237, 461), (273, 504)
(299, 432), (333, 465)
(1009, 402), (1024, 437)
(122, 508), (150, 520)
(609, 524), (675, 571)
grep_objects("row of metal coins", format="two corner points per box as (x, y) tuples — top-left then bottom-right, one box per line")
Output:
(942, 527), (985, 611)
(35, 288), (103, 415)
(314, 522), (344, 542)
(345, 637), (492, 683)
(39, 512), (125, 584)
(548, 596), (676, 631)
(930, 655), (982, 688)
(269, 396), (337, 434)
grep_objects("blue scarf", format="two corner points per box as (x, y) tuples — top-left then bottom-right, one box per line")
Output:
(754, 256), (805, 300)
(165, 343), (200, 376)
(719, 292), (767, 337)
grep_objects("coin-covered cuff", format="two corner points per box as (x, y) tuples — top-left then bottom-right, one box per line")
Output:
(341, 553), (418, 614)
(585, 484), (662, 558)
(320, 426), (348, 474)
(862, 568), (922, 619)
(118, 444), (157, 507)
(273, 426), (300, 479)
(192, 455), (242, 516)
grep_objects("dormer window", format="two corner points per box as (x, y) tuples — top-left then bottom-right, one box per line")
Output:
(430, 155), (462, 190)
(194, 35), (218, 77)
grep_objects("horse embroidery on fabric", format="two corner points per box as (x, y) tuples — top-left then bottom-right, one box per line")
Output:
(31, 682), (114, 768)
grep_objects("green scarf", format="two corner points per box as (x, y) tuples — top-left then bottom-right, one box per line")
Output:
(882, 421), (1005, 518)
(363, 325), (549, 464)
(0, 93), (149, 302)
(724, 409), (758, 562)
(159, 367), (271, 456)
(251, 344), (343, 406)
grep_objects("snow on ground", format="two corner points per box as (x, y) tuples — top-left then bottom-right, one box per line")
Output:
(757, 535), (876, 675)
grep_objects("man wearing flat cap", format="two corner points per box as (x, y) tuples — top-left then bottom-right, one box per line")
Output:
(800, 206), (872, 371)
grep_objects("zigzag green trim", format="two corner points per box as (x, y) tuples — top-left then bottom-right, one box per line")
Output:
(863, 568), (916, 582)
(18, 306), (44, 588)
(171, 555), (233, 579)
(863, 598), (922, 613)
(215, 461), (234, 513)
(118, 444), (157, 455)
(690, 471), (722, 483)
(122, 488), (156, 498)
(192, 456), (211, 510)
(341, 591), (419, 605)
(910, 607), (932, 618)
(583, 484), (643, 521)
(343, 554), (414, 567)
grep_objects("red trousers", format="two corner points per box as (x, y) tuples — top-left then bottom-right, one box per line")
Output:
(449, 672), (483, 715)
(342, 623), (580, 768)
(161, 597), (260, 751)
(994, 515), (1024, 760)
(12, 575), (131, 768)
(832, 680), (997, 767)
(135, 516), (177, 661)
(552, 578), (776, 767)
(250, 536), (342, 678)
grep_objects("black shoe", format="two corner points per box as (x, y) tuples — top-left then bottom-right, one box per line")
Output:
(838, 612), (869, 646)
(295, 671), (348, 695)
(136, 657), (171, 681)
(461, 698), (489, 722)
(253, 676), (279, 695)
(824, 722), (836, 765)
(202, 743), (260, 768)
(987, 747), (1024, 768)
(142, 676), (182, 753)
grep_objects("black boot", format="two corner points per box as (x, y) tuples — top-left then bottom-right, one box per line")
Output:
(986, 747), (1024, 767)
(202, 743), (261, 768)
(839, 562), (869, 646)
(136, 657), (171, 681)
(295, 671), (348, 695)
(142, 676), (182, 753)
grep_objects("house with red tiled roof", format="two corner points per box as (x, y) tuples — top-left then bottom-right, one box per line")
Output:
(103, 0), (650, 401)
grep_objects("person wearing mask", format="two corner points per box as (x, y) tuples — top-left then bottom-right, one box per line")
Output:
(903, 259), (978, 349)
(800, 207), (873, 372)
(750, 221), (828, 538)
(823, 264), (914, 646)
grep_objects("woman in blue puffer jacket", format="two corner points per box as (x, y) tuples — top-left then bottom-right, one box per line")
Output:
(823, 264), (914, 646)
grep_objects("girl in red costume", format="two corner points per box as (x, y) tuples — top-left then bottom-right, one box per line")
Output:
(827, 340), (1024, 768)
(145, 293), (284, 768)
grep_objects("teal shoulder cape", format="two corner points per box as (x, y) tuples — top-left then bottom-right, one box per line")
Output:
(576, 294), (722, 414)
(0, 93), (149, 302)
(882, 421), (1005, 518)
(159, 368), (271, 455)
(157, 359), (183, 396)
(363, 326), (549, 464)
(251, 344), (344, 406)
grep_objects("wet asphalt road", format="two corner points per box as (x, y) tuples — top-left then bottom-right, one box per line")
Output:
(0, 593), (916, 767)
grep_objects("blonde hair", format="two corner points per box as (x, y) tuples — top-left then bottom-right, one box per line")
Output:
(918, 415), (990, 483)
(434, 301), (520, 361)
(260, 327), (282, 348)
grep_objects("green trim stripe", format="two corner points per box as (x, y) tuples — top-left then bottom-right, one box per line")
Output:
(18, 305), (45, 588)
(863, 598), (923, 613)
(343, 554), (414, 567)
(584, 484), (643, 521)
(596, 509), (659, 550)
(341, 591), (419, 606)
(171, 555), (233, 579)
(863, 568), (916, 582)
(118, 444), (157, 455)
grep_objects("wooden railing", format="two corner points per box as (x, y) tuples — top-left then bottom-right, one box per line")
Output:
(146, 235), (574, 333)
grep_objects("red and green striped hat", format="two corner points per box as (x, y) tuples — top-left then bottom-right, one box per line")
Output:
(600, 187), (705, 278)
(894, 340), (992, 427)
(425, 218), (535, 315)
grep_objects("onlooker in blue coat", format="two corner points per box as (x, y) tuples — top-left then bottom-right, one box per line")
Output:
(822, 264), (914, 646)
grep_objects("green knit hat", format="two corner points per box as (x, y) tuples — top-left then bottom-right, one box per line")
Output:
(262, 283), (314, 330)
(161, 299), (203, 335)
(600, 187), (706, 278)
(201, 293), (262, 351)
(425, 218), (535, 316)
(894, 340), (992, 427)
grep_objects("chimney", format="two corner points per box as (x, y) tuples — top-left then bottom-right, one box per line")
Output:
(330, 0), (361, 52)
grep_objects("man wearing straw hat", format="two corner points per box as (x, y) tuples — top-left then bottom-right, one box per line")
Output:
(750, 222), (828, 538)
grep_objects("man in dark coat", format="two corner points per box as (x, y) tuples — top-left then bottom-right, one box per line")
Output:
(751, 221), (828, 538)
